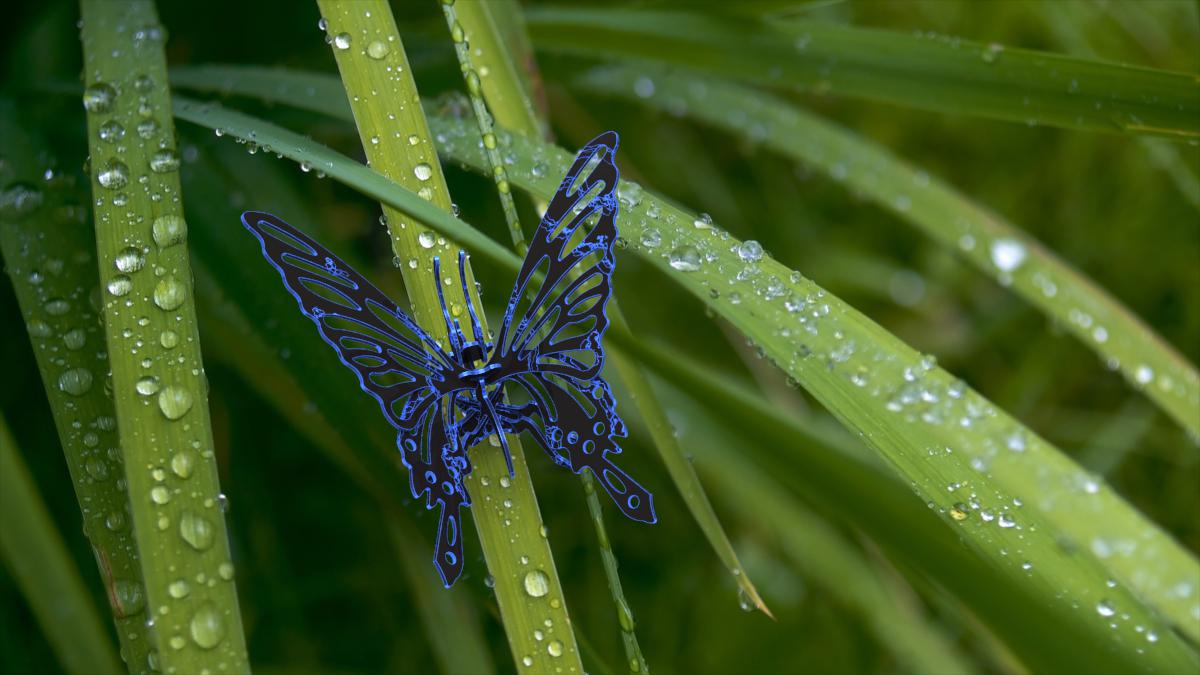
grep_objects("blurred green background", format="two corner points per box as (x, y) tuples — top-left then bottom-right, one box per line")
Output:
(1, 1), (1197, 673)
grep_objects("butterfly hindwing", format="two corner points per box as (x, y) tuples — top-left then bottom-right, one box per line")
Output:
(243, 212), (472, 585)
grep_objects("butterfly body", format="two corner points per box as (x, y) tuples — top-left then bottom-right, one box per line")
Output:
(243, 132), (654, 587)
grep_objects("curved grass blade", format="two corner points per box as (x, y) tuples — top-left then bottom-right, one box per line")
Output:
(78, 1), (248, 670)
(454, 0), (769, 625)
(313, 2), (581, 670)
(164, 95), (1200, 663)
(574, 64), (1200, 438)
(170, 62), (771, 617)
(0, 415), (122, 675)
(0, 105), (154, 673)
(523, 7), (1200, 139)
(181, 138), (496, 675)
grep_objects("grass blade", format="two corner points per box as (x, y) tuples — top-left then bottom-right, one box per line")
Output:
(573, 64), (1200, 438)
(170, 62), (772, 617)
(163, 90), (1199, 666)
(78, 1), (249, 670)
(0, 105), (154, 672)
(314, 2), (581, 670)
(0, 415), (121, 675)
(524, 7), (1200, 139)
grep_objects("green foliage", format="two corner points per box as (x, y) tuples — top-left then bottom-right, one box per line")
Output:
(2, 2), (1197, 674)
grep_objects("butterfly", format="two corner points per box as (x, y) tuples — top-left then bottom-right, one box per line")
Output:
(242, 131), (655, 587)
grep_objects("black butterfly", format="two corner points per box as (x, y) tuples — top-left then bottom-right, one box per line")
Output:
(242, 131), (655, 587)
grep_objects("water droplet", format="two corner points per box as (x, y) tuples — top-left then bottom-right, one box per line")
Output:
(360, 39), (389, 61)
(151, 214), (187, 248)
(407, 134), (420, 146)
(413, 163), (433, 181)
(523, 570), (549, 598)
(107, 275), (133, 296)
(113, 580), (145, 616)
(333, 32), (352, 50)
(982, 42), (1004, 63)
(150, 486), (171, 505)
(736, 240), (764, 262)
(97, 160), (130, 189)
(98, 120), (125, 142)
(418, 231), (435, 248)
(58, 368), (94, 396)
(153, 276), (187, 310)
(639, 229), (661, 249)
(136, 375), (161, 396)
(737, 587), (755, 611)
(160, 330), (180, 349)
(168, 579), (190, 599)
(115, 246), (146, 273)
(693, 213), (713, 229)
(547, 640), (563, 657)
(522, 656), (533, 667)
(189, 603), (225, 649)
(149, 149), (180, 173)
(158, 386), (193, 420)
(218, 562), (235, 580)
(1135, 365), (1154, 385)
(633, 76), (655, 98)
(105, 511), (127, 531)
(949, 503), (969, 521)
(1096, 599), (1115, 617)
(668, 245), (701, 271)
(137, 118), (159, 139)
(171, 451), (195, 479)
(0, 182), (44, 220)
(998, 513), (1016, 528)
(179, 510), (215, 551)
(85, 457), (109, 480)
(83, 82), (117, 113)
(62, 328), (87, 350)
(990, 238), (1026, 272)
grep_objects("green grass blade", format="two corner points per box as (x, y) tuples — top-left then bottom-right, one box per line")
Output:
(314, 2), (581, 670)
(459, 0), (770, 626)
(170, 62), (772, 617)
(0, 105), (154, 673)
(573, 64), (1200, 438)
(524, 7), (1200, 139)
(78, 1), (249, 670)
(665, 400), (976, 675)
(163, 92), (1199, 664)
(179, 138), (496, 675)
(0, 415), (121, 675)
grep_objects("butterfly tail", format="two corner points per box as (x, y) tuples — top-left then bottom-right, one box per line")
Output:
(432, 498), (466, 587)
(589, 455), (657, 524)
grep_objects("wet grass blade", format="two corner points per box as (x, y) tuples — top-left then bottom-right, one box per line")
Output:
(163, 92), (1199, 667)
(455, 0), (770, 627)
(78, 1), (248, 670)
(314, 2), (581, 670)
(0, 415), (121, 675)
(171, 62), (772, 618)
(574, 64), (1200, 438)
(0, 104), (153, 672)
(523, 6), (1200, 139)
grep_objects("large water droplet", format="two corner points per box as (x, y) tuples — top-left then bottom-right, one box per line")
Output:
(115, 246), (146, 273)
(137, 118), (159, 139)
(366, 40), (389, 59)
(523, 569), (549, 598)
(135, 375), (161, 396)
(112, 580), (145, 616)
(736, 240), (764, 263)
(179, 510), (215, 550)
(160, 330), (180, 349)
(168, 579), (190, 599)
(413, 163), (433, 181)
(151, 214), (187, 248)
(58, 368), (94, 396)
(1096, 599), (1116, 617)
(333, 32), (352, 50)
(83, 82), (117, 113)
(107, 275), (133, 297)
(158, 386), (193, 420)
(547, 640), (563, 657)
(668, 245), (701, 271)
(170, 451), (195, 479)
(153, 276), (187, 310)
(149, 149), (180, 173)
(189, 603), (225, 649)
(418, 231), (435, 248)
(63, 328), (87, 350)
(98, 120), (126, 142)
(97, 160), (130, 189)
(44, 298), (70, 315)
(990, 238), (1026, 272)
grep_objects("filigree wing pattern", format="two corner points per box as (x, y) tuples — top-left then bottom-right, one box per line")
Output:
(242, 211), (454, 432)
(489, 131), (621, 382)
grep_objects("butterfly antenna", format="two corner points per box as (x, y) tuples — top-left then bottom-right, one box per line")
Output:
(457, 251), (485, 345)
(432, 256), (462, 354)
